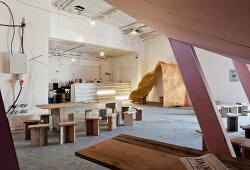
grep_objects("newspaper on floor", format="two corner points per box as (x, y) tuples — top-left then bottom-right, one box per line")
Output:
(180, 154), (228, 170)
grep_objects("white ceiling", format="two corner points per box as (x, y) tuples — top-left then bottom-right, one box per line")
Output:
(52, 0), (156, 35)
(49, 39), (136, 57)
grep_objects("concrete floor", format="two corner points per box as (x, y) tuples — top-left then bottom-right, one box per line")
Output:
(12, 103), (250, 170)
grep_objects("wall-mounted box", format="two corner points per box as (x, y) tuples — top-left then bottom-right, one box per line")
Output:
(0, 52), (27, 74)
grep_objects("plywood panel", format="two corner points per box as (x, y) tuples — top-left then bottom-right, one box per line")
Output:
(105, 0), (250, 63)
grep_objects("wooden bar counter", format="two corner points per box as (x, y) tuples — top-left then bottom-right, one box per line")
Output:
(75, 134), (250, 170)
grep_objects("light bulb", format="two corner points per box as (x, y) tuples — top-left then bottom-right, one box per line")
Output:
(100, 52), (105, 57)
(132, 30), (137, 35)
(90, 19), (96, 26)
(72, 58), (76, 63)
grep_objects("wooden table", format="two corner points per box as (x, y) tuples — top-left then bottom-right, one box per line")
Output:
(36, 100), (115, 129)
(240, 125), (250, 138)
(75, 134), (250, 170)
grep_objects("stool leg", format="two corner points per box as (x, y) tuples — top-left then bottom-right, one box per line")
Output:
(30, 129), (40, 147)
(232, 144), (242, 158)
(242, 148), (250, 160)
(68, 125), (75, 143)
(59, 126), (67, 144)
(25, 123), (30, 140)
(86, 120), (93, 136)
(93, 120), (99, 136)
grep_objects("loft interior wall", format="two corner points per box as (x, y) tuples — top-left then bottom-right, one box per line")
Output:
(0, 0), (50, 130)
(141, 37), (248, 104)
(112, 53), (138, 91)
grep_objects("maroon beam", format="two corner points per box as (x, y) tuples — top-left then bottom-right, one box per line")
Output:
(169, 39), (235, 157)
(0, 91), (20, 169)
(233, 60), (250, 102)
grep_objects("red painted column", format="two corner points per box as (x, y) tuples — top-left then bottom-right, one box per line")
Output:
(0, 91), (20, 169)
(233, 60), (250, 102)
(169, 39), (235, 157)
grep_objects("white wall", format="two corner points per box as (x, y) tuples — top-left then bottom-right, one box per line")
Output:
(0, 0), (50, 129)
(112, 53), (138, 91)
(196, 48), (248, 104)
(49, 53), (112, 84)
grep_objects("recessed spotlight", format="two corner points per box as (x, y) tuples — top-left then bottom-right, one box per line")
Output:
(100, 52), (105, 57)
(72, 58), (76, 63)
(131, 30), (138, 35)
(90, 19), (96, 26)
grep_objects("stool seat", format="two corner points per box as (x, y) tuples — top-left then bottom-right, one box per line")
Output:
(58, 121), (77, 144)
(23, 120), (41, 140)
(28, 124), (49, 147)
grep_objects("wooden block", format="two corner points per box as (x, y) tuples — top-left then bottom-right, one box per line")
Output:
(135, 108), (143, 121)
(29, 124), (49, 147)
(93, 119), (99, 136)
(85, 117), (101, 136)
(227, 113), (238, 132)
(106, 113), (117, 131)
(40, 114), (51, 124)
(240, 125), (250, 139)
(23, 120), (41, 140)
(123, 112), (133, 126)
(68, 113), (74, 121)
(121, 106), (129, 119)
(241, 142), (250, 160)
(58, 121), (77, 144)
(68, 126), (75, 143)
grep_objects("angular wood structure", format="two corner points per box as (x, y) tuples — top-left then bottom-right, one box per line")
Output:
(105, 0), (250, 63)
(23, 120), (41, 140)
(169, 39), (235, 156)
(106, 113), (117, 131)
(85, 117), (101, 136)
(0, 91), (20, 169)
(29, 124), (49, 147)
(233, 60), (250, 102)
(58, 121), (77, 144)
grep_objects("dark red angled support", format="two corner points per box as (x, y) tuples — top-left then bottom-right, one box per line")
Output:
(0, 91), (20, 169)
(169, 39), (235, 157)
(233, 60), (250, 102)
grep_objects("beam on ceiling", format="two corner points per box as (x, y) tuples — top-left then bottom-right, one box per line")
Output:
(56, 0), (75, 10)
(91, 8), (118, 21)
(233, 60), (250, 102)
(169, 39), (235, 157)
(105, 0), (250, 63)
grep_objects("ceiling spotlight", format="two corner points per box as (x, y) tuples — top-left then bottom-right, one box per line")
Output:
(131, 29), (138, 35)
(100, 52), (105, 57)
(90, 19), (96, 26)
(72, 58), (76, 63)
(75, 5), (85, 15)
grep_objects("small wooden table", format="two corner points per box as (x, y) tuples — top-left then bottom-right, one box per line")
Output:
(240, 125), (250, 138)
(28, 124), (49, 147)
(58, 121), (77, 144)
(85, 117), (101, 136)
(23, 120), (41, 140)
(123, 111), (135, 126)
(75, 134), (250, 170)
(105, 113), (117, 131)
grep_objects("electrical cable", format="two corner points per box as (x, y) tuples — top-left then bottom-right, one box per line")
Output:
(0, 1), (15, 53)
(6, 84), (23, 114)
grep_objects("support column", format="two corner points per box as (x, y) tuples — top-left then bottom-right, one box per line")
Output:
(233, 60), (250, 102)
(169, 39), (235, 157)
(0, 91), (19, 169)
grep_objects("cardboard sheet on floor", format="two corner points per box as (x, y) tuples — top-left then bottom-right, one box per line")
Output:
(130, 62), (187, 107)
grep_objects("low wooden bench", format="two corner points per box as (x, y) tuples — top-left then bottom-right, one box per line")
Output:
(23, 120), (41, 140)
(123, 111), (135, 126)
(28, 124), (49, 147)
(230, 136), (250, 159)
(105, 113), (117, 131)
(58, 121), (77, 144)
(135, 108), (143, 121)
(85, 117), (101, 136)
(240, 125), (250, 138)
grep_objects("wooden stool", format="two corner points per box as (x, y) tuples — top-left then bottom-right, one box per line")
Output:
(106, 103), (116, 113)
(123, 111), (134, 126)
(240, 125), (250, 138)
(230, 136), (246, 158)
(106, 113), (117, 131)
(40, 114), (51, 124)
(58, 121), (77, 144)
(85, 110), (92, 118)
(121, 106), (129, 119)
(85, 117), (101, 136)
(241, 142), (250, 160)
(135, 108), (143, 121)
(23, 120), (41, 140)
(227, 113), (238, 132)
(28, 124), (49, 147)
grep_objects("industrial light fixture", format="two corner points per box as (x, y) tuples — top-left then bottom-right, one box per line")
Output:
(90, 19), (96, 26)
(131, 29), (138, 35)
(100, 51), (105, 57)
(75, 5), (85, 15)
(97, 90), (116, 95)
